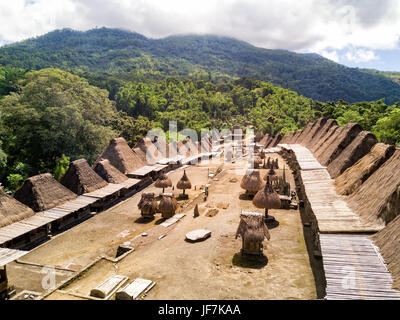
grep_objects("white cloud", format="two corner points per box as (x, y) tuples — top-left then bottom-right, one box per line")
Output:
(0, 0), (400, 57)
(319, 50), (340, 62)
(345, 49), (379, 63)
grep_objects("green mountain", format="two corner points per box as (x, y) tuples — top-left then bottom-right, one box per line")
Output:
(1, 27), (400, 104)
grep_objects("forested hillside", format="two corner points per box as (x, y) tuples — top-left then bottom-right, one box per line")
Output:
(1, 28), (400, 103)
(1, 66), (399, 193)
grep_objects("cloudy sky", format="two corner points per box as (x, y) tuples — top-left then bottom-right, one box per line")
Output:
(1, 0), (400, 71)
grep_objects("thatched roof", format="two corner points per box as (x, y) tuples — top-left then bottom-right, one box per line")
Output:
(0, 189), (35, 228)
(179, 138), (198, 157)
(259, 133), (272, 148)
(159, 193), (177, 217)
(347, 150), (400, 225)
(93, 159), (128, 184)
(291, 130), (304, 144)
(296, 123), (315, 145)
(60, 159), (108, 195)
(255, 131), (264, 142)
(134, 137), (161, 164)
(371, 215), (400, 289)
(316, 123), (363, 166)
(236, 211), (270, 242)
(310, 124), (341, 154)
(308, 119), (338, 151)
(155, 173), (172, 189)
(200, 135), (212, 153)
(280, 131), (294, 144)
(335, 143), (395, 196)
(138, 193), (158, 215)
(132, 147), (149, 165)
(269, 134), (282, 147)
(153, 137), (169, 158)
(14, 173), (77, 212)
(177, 170), (192, 190)
(95, 137), (146, 174)
(301, 118), (327, 146)
(253, 177), (281, 209)
(240, 170), (264, 193)
(327, 131), (377, 178)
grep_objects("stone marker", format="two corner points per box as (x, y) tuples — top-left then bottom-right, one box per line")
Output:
(185, 229), (211, 242)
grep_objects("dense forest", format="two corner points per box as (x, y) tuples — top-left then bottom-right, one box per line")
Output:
(0, 28), (399, 193)
(1, 28), (400, 104)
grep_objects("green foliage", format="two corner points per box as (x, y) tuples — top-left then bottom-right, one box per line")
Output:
(373, 108), (400, 146)
(6, 174), (24, 193)
(1, 28), (400, 104)
(0, 68), (120, 187)
(53, 154), (70, 181)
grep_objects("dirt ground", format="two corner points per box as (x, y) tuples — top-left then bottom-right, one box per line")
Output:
(9, 154), (317, 300)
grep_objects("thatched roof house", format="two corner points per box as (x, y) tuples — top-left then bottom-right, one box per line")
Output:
(308, 119), (338, 151)
(60, 159), (108, 195)
(269, 134), (282, 147)
(93, 159), (128, 184)
(259, 133), (272, 148)
(371, 215), (400, 289)
(153, 137), (169, 158)
(334, 143), (395, 196)
(0, 189), (35, 228)
(347, 150), (400, 225)
(178, 138), (198, 157)
(255, 131), (264, 143)
(95, 137), (146, 175)
(14, 173), (77, 212)
(316, 123), (363, 166)
(296, 123), (315, 145)
(327, 131), (377, 178)
(310, 124), (341, 154)
(134, 137), (162, 164)
(301, 118), (327, 146)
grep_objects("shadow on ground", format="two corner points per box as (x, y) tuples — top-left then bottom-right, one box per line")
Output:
(232, 252), (268, 269)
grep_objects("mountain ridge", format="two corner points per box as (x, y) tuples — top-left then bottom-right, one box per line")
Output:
(1, 27), (400, 104)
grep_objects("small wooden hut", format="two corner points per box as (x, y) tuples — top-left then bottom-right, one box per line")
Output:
(138, 193), (158, 218)
(159, 193), (178, 219)
(236, 211), (270, 255)
(240, 170), (264, 195)
(176, 170), (192, 198)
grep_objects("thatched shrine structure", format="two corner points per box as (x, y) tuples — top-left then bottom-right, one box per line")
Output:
(236, 211), (270, 255)
(138, 193), (158, 218)
(154, 173), (172, 193)
(176, 170), (192, 197)
(159, 193), (178, 219)
(240, 170), (264, 195)
(253, 176), (281, 221)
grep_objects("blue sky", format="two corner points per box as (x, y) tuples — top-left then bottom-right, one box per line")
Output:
(1, 0), (400, 72)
